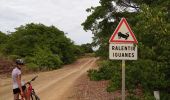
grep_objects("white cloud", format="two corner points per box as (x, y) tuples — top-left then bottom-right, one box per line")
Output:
(0, 0), (99, 44)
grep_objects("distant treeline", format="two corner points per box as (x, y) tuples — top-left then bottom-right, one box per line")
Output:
(0, 23), (93, 71)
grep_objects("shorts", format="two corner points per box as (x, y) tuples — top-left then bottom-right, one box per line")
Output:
(13, 86), (26, 94)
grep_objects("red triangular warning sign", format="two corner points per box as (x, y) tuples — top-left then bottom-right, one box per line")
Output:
(109, 18), (138, 44)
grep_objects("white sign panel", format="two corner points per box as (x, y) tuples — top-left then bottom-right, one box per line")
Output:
(109, 43), (137, 60)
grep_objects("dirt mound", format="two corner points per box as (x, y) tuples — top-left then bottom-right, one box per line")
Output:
(0, 58), (14, 75)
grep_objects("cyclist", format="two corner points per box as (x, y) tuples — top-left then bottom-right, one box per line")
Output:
(12, 59), (27, 100)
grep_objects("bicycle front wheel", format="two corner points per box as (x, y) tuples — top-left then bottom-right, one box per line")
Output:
(31, 92), (40, 100)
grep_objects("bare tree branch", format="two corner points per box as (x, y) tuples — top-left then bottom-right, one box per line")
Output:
(121, 1), (139, 9)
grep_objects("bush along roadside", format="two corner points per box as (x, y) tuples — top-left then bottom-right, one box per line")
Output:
(88, 59), (170, 99)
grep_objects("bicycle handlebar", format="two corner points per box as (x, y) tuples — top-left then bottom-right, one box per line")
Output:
(31, 76), (38, 81)
(25, 76), (38, 85)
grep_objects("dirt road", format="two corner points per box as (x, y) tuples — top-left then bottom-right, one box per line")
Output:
(0, 57), (98, 100)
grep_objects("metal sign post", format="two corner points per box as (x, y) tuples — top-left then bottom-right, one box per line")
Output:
(122, 60), (125, 100)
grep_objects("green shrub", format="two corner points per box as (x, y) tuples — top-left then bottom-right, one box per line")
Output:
(88, 69), (101, 81)
(33, 47), (63, 70)
(8, 55), (20, 60)
(126, 95), (140, 100)
(88, 60), (122, 91)
(107, 72), (121, 92)
(24, 47), (63, 70)
(44, 54), (63, 69)
(24, 56), (35, 63)
(160, 92), (170, 100)
(88, 59), (170, 99)
(88, 60), (121, 80)
(143, 92), (155, 100)
(26, 63), (39, 71)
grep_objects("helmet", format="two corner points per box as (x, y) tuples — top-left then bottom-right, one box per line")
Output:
(16, 59), (24, 65)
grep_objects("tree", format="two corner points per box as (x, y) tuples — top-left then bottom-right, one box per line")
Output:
(83, 0), (170, 98)
(3, 23), (83, 69)
(81, 43), (93, 53)
(0, 31), (8, 52)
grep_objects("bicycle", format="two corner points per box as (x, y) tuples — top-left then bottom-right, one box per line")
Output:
(20, 76), (40, 100)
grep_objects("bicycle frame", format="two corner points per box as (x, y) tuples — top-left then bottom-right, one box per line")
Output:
(20, 76), (38, 100)
(27, 82), (33, 100)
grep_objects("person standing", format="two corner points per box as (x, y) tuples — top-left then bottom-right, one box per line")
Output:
(12, 59), (27, 100)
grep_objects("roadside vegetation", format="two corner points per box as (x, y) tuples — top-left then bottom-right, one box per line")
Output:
(84, 0), (170, 99)
(0, 23), (93, 72)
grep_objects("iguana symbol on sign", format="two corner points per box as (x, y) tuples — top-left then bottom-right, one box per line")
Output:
(118, 32), (129, 40)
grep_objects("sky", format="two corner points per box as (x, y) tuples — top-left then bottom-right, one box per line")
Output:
(0, 0), (99, 45)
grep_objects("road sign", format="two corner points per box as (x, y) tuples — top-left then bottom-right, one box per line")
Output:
(109, 43), (137, 60)
(109, 18), (138, 100)
(109, 18), (138, 44)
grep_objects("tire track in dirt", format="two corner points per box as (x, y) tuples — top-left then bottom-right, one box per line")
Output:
(36, 58), (93, 93)
(37, 58), (97, 100)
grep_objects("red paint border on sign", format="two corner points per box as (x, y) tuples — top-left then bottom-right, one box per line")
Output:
(109, 18), (138, 44)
